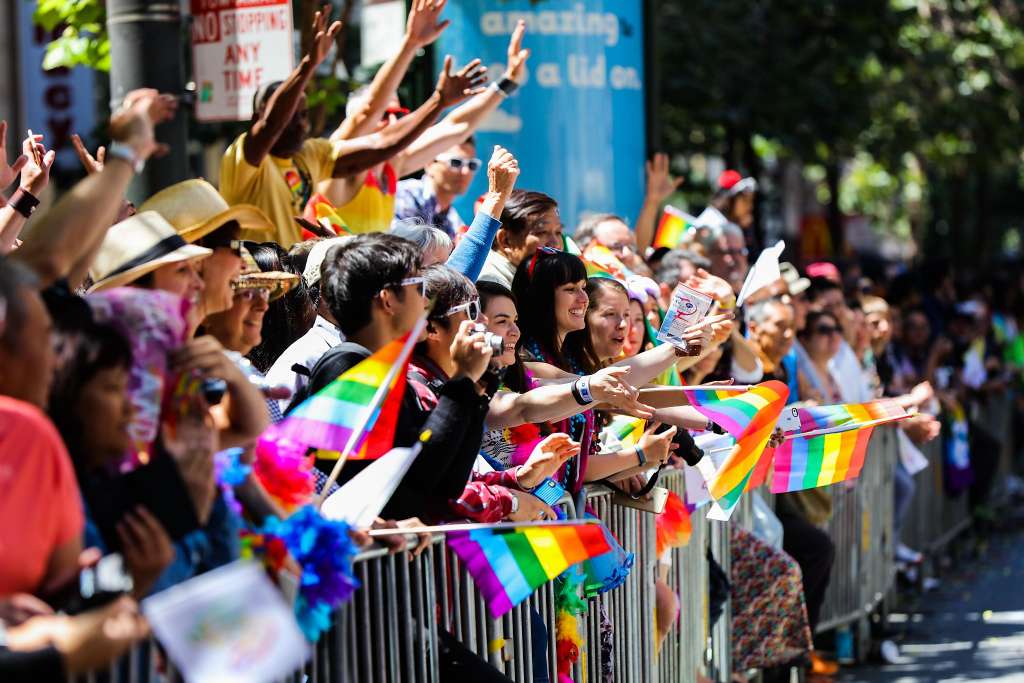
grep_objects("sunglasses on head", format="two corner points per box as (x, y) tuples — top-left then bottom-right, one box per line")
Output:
(445, 298), (480, 321)
(527, 246), (560, 280)
(436, 156), (482, 172)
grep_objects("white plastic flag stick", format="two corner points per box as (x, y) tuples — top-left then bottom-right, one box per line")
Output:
(365, 519), (597, 537)
(736, 240), (785, 307)
(320, 444), (421, 527)
(781, 413), (913, 441)
(315, 313), (429, 507)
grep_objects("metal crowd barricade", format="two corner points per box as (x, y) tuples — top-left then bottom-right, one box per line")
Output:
(815, 425), (896, 633)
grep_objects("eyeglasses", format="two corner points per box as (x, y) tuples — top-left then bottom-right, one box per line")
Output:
(712, 246), (749, 258)
(436, 156), (482, 172)
(446, 298), (480, 321)
(605, 240), (636, 254)
(813, 324), (842, 336)
(383, 276), (426, 297)
(234, 287), (270, 302)
(527, 246), (560, 280)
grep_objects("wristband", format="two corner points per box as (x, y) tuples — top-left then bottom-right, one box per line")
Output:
(509, 492), (519, 514)
(8, 188), (39, 218)
(577, 376), (594, 403)
(488, 82), (508, 99)
(570, 378), (588, 406)
(634, 445), (647, 467)
(106, 141), (145, 173)
(496, 76), (520, 97)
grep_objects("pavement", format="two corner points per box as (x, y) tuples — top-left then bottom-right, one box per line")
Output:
(840, 527), (1024, 682)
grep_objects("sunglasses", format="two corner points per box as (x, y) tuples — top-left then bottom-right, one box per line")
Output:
(813, 325), (842, 336)
(234, 287), (270, 302)
(446, 298), (480, 321)
(437, 156), (482, 172)
(527, 245), (560, 280)
(383, 276), (426, 297)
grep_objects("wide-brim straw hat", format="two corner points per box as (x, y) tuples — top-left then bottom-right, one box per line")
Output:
(88, 211), (212, 293)
(230, 244), (299, 302)
(138, 179), (275, 243)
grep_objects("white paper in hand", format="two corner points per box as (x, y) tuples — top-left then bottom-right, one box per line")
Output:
(736, 240), (785, 307)
(320, 445), (420, 528)
(142, 561), (309, 683)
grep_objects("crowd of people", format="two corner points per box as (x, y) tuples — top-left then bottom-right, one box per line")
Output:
(1, 3), (1020, 682)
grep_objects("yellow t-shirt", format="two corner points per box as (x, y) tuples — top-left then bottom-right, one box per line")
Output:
(332, 165), (397, 234)
(219, 133), (336, 248)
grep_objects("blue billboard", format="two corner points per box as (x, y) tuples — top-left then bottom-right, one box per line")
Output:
(437, 1), (647, 231)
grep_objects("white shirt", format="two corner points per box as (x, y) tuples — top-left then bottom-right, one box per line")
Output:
(264, 315), (343, 412)
(478, 251), (517, 290)
(828, 340), (872, 404)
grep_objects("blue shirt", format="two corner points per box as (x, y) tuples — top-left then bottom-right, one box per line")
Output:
(394, 177), (465, 238)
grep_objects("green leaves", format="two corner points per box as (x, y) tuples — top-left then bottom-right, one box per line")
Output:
(34, 0), (110, 72)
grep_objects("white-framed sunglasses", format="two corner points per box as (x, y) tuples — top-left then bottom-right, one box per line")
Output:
(436, 156), (482, 172)
(383, 276), (426, 297)
(445, 298), (480, 321)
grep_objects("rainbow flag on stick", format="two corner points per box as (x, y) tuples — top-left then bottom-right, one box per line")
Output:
(608, 416), (646, 449)
(266, 315), (428, 506)
(770, 405), (912, 493)
(684, 381), (790, 516)
(653, 206), (696, 250)
(443, 521), (613, 618)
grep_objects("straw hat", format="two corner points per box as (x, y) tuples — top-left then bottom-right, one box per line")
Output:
(138, 179), (275, 243)
(231, 244), (299, 302)
(88, 212), (212, 293)
(302, 237), (348, 287)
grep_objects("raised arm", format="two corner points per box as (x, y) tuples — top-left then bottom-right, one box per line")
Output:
(635, 153), (684, 252)
(447, 145), (518, 279)
(327, 56), (485, 178)
(243, 5), (341, 167)
(11, 90), (175, 287)
(0, 132), (54, 253)
(0, 120), (28, 210)
(332, 0), (450, 141)
(391, 21), (530, 177)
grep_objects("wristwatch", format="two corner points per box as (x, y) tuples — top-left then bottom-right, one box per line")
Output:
(106, 141), (145, 173)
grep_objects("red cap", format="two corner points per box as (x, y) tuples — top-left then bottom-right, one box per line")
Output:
(718, 169), (743, 191)
(806, 261), (841, 283)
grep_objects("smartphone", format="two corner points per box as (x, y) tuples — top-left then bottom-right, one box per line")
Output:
(532, 478), (567, 507)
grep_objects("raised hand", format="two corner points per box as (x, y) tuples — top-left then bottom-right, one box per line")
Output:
(487, 145), (520, 199)
(504, 19), (530, 82)
(71, 134), (106, 175)
(116, 506), (175, 597)
(682, 268), (734, 307)
(406, 0), (450, 48)
(20, 132), (55, 195)
(435, 55), (488, 108)
(517, 433), (580, 489)
(590, 366), (655, 418)
(0, 121), (28, 202)
(109, 88), (178, 162)
(645, 153), (683, 204)
(307, 4), (343, 68)
(636, 424), (678, 466)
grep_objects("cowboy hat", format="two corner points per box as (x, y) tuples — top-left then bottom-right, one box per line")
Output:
(231, 244), (299, 302)
(88, 212), (212, 293)
(138, 179), (275, 243)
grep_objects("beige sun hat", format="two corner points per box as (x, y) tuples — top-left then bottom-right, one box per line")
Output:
(88, 211), (212, 293)
(302, 237), (349, 287)
(138, 179), (275, 243)
(230, 245), (299, 302)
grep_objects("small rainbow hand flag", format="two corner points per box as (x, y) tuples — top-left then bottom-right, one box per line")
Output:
(582, 243), (632, 281)
(684, 381), (790, 512)
(447, 521), (613, 618)
(653, 206), (696, 250)
(268, 330), (416, 461)
(655, 491), (691, 556)
(770, 400), (909, 493)
(303, 192), (353, 238)
(607, 415), (645, 449)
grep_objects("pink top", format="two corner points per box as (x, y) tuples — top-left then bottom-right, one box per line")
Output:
(0, 397), (84, 596)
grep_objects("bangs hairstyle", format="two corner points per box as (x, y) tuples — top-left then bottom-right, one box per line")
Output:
(565, 277), (629, 374)
(511, 249), (587, 369)
(424, 265), (476, 326)
(476, 280), (528, 393)
(48, 322), (133, 468)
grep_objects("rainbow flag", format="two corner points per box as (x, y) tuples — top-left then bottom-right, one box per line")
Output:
(787, 400), (906, 433)
(655, 491), (691, 556)
(582, 243), (632, 281)
(608, 416), (645, 449)
(770, 427), (875, 493)
(447, 522), (613, 618)
(268, 334), (411, 460)
(653, 206), (695, 250)
(584, 259), (618, 281)
(303, 192), (353, 237)
(683, 381), (790, 510)
(563, 234), (583, 256)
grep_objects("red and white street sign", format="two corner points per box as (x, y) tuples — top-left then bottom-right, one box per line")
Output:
(190, 0), (294, 122)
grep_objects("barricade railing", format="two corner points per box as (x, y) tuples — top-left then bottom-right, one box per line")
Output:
(75, 396), (1021, 683)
